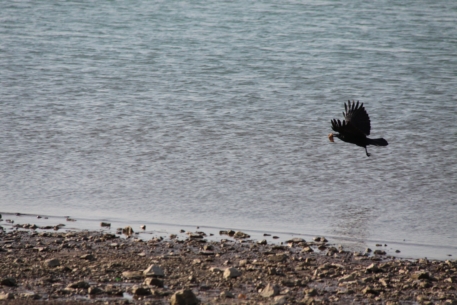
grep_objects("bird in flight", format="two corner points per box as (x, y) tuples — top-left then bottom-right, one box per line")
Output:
(328, 100), (388, 156)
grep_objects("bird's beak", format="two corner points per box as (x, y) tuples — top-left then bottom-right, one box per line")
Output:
(328, 133), (334, 142)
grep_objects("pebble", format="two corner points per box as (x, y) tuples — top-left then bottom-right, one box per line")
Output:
(44, 258), (61, 268)
(223, 267), (241, 279)
(260, 283), (280, 298)
(220, 291), (235, 298)
(143, 264), (165, 277)
(170, 289), (199, 305)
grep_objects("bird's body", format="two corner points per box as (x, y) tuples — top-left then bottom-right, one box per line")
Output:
(328, 101), (388, 156)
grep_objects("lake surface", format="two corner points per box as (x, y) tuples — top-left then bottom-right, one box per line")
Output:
(1, 0), (456, 259)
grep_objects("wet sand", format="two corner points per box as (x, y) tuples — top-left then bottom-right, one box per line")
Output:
(1, 215), (457, 304)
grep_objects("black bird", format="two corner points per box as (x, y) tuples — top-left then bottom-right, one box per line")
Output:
(328, 100), (388, 156)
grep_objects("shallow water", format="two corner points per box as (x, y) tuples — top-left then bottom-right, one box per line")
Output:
(1, 1), (456, 259)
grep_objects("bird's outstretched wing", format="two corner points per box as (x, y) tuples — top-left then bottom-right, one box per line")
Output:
(331, 118), (365, 137)
(343, 100), (371, 136)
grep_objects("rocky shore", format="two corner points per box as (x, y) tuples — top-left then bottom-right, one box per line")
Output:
(1, 220), (457, 304)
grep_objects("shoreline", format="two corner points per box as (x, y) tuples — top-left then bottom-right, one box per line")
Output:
(1, 212), (457, 304)
(0, 211), (455, 261)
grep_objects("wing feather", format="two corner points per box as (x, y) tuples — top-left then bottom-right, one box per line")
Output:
(343, 100), (371, 136)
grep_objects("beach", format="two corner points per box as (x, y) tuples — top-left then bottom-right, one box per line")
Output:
(1, 216), (457, 304)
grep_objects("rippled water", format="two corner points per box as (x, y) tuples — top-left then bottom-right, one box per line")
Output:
(1, 1), (456, 257)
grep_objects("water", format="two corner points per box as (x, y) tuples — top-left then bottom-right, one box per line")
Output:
(1, 0), (456, 259)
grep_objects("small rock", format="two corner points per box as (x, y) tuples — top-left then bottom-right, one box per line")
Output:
(366, 263), (382, 273)
(140, 225), (146, 230)
(80, 254), (96, 261)
(0, 293), (14, 300)
(223, 267), (241, 279)
(44, 258), (61, 268)
(314, 236), (328, 242)
(302, 246), (314, 253)
(133, 286), (151, 296)
(379, 278), (389, 288)
(257, 239), (267, 245)
(411, 271), (430, 280)
(143, 264), (165, 277)
(100, 222), (111, 227)
(0, 277), (17, 287)
(338, 273), (357, 282)
(260, 283), (280, 298)
(88, 287), (103, 295)
(170, 289), (200, 305)
(362, 286), (379, 295)
(233, 231), (250, 239)
(373, 250), (386, 255)
(220, 291), (235, 298)
(268, 253), (288, 263)
(144, 277), (164, 287)
(67, 281), (90, 289)
(122, 271), (143, 279)
(273, 295), (288, 305)
(210, 267), (222, 273)
(123, 226), (134, 235)
(304, 288), (318, 296)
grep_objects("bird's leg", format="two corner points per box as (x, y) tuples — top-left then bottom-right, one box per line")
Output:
(365, 147), (371, 157)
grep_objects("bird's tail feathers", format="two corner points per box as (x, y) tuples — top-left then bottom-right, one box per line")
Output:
(367, 138), (388, 146)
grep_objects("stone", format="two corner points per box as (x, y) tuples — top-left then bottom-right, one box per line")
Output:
(286, 238), (306, 243)
(268, 253), (288, 262)
(274, 295), (288, 305)
(223, 267), (241, 279)
(67, 281), (90, 289)
(123, 226), (134, 235)
(304, 288), (318, 296)
(122, 271), (143, 279)
(0, 277), (17, 287)
(233, 231), (250, 239)
(133, 285), (151, 296)
(220, 290), (235, 298)
(314, 236), (328, 242)
(379, 278), (389, 287)
(0, 293), (14, 300)
(144, 277), (164, 287)
(302, 246), (314, 253)
(170, 289), (200, 305)
(366, 263), (382, 273)
(260, 283), (280, 298)
(143, 264), (165, 277)
(338, 273), (357, 282)
(362, 286), (379, 295)
(88, 287), (103, 295)
(210, 267), (222, 273)
(100, 222), (111, 227)
(373, 250), (386, 255)
(411, 271), (430, 280)
(44, 258), (61, 268)
(80, 254), (96, 261)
